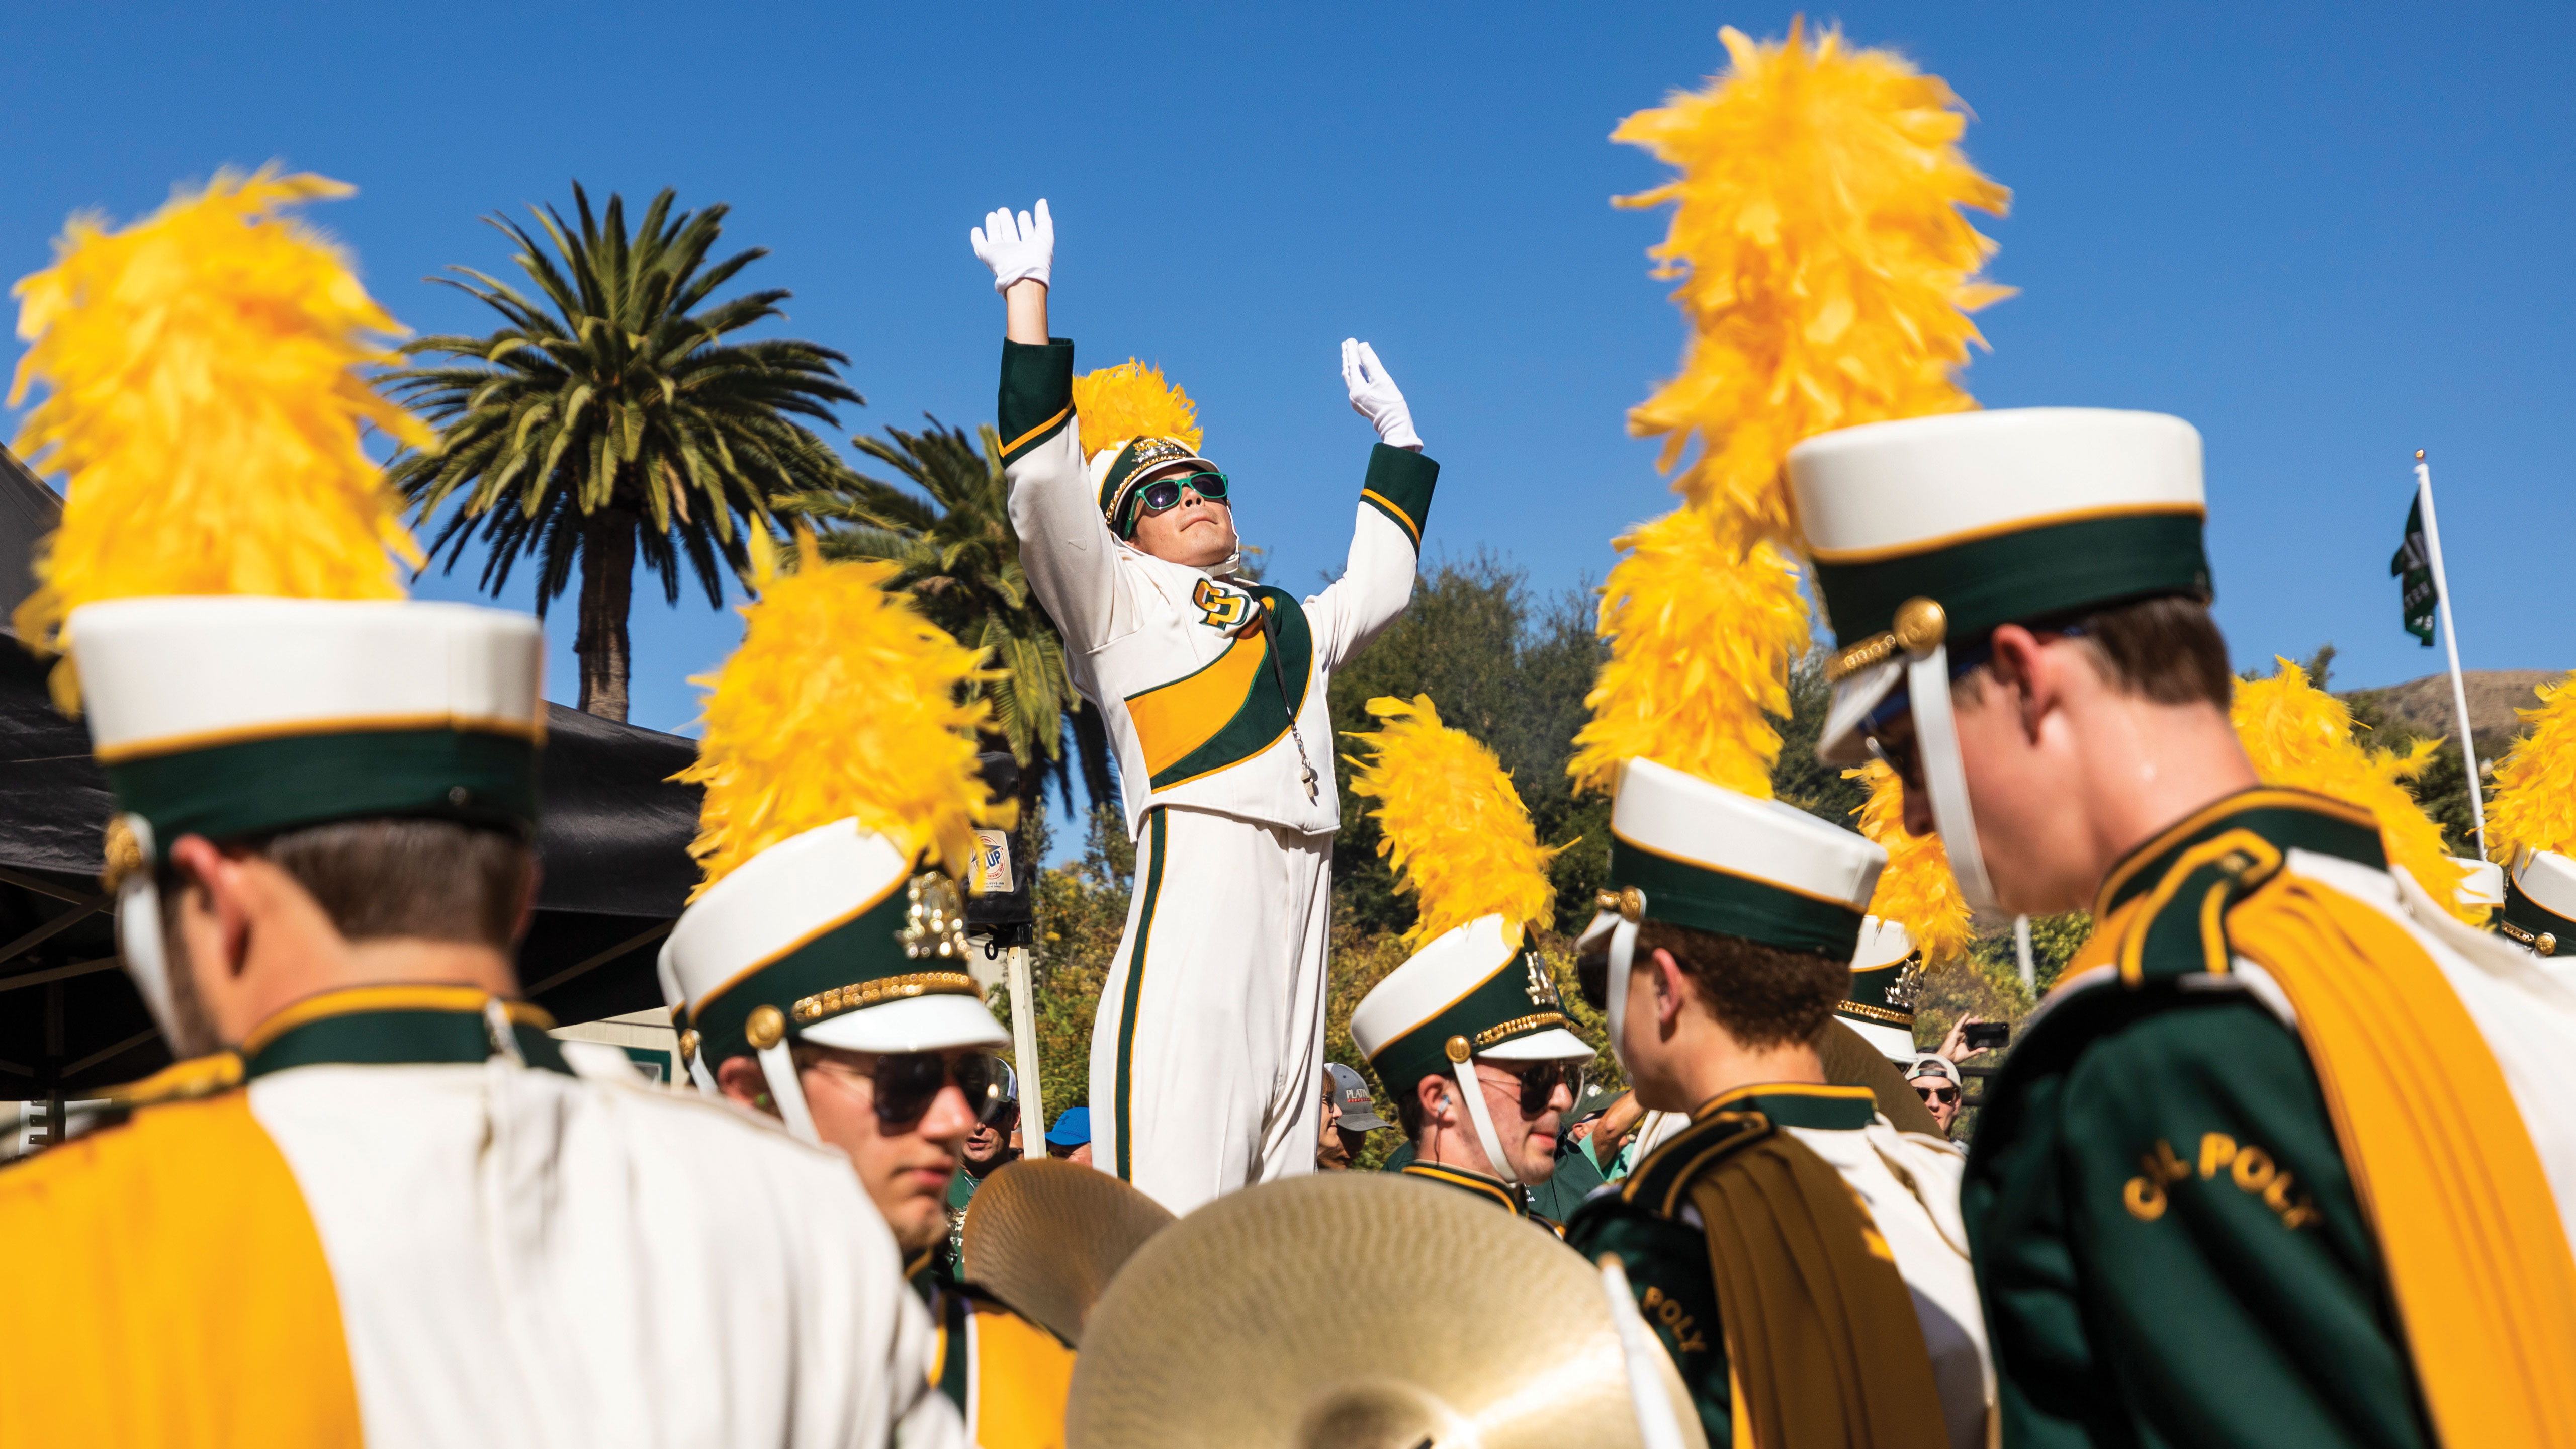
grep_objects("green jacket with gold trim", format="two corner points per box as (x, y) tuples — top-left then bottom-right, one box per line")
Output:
(1964, 788), (2433, 1449)
(1567, 1084), (1982, 1447)
(909, 1241), (1078, 1448)
(1394, 1158), (1568, 1236)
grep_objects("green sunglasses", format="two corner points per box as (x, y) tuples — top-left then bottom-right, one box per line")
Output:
(1121, 471), (1230, 536)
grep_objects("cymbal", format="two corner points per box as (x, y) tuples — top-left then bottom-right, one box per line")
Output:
(1068, 1172), (1706, 1449)
(959, 1157), (1177, 1346)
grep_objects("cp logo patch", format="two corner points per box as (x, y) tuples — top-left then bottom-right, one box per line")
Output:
(1192, 578), (1257, 632)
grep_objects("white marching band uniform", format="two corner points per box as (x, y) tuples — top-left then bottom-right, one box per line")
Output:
(1, 597), (956, 1449)
(985, 202), (1437, 1212)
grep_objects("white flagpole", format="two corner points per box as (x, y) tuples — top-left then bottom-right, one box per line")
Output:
(2413, 450), (2486, 857)
(1007, 945), (1044, 1149)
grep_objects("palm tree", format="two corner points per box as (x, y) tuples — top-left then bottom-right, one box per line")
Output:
(789, 420), (1116, 819)
(386, 184), (862, 721)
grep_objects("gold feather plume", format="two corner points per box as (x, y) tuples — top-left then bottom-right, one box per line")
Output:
(1613, 19), (2012, 542)
(1576, 22), (2009, 813)
(1072, 359), (1202, 462)
(1346, 694), (1560, 950)
(678, 528), (1005, 897)
(2232, 659), (2478, 922)
(9, 167), (430, 703)
(1568, 510), (1809, 796)
(2485, 673), (2576, 862)
(1845, 760), (1972, 966)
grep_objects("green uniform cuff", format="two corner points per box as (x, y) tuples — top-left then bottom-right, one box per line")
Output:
(1359, 443), (1438, 549)
(998, 338), (1075, 464)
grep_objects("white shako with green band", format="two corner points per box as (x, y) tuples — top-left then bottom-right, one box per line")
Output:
(1574, 758), (1887, 1075)
(1348, 914), (1594, 1189)
(1791, 408), (2209, 914)
(1837, 917), (1923, 1061)
(2498, 848), (2576, 961)
(662, 817), (1008, 1145)
(69, 595), (545, 1046)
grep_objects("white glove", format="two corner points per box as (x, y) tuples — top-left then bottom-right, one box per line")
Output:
(970, 199), (1053, 294)
(1342, 339), (1422, 451)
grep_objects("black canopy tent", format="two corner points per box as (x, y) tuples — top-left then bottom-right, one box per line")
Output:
(0, 447), (704, 1109)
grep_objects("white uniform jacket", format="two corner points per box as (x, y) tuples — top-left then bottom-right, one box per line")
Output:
(0, 986), (961, 1449)
(999, 338), (1436, 838)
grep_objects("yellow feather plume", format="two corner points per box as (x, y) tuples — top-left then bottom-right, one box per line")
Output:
(2232, 659), (2478, 921)
(1845, 760), (1972, 966)
(9, 167), (430, 701)
(1568, 508), (1809, 797)
(1346, 694), (1560, 950)
(1614, 20), (2012, 542)
(2486, 673), (2576, 861)
(1071, 359), (1202, 462)
(677, 529), (1005, 897)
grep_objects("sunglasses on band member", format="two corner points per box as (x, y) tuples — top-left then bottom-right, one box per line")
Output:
(1135, 471), (1229, 518)
(808, 1050), (1013, 1131)
(1491, 1059), (1585, 1119)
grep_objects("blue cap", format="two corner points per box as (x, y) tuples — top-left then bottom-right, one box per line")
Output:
(1046, 1106), (1092, 1147)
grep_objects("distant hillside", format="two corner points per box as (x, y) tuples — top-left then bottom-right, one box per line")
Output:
(2340, 669), (2563, 752)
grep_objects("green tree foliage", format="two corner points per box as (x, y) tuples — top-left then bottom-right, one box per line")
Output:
(388, 184), (861, 722)
(1325, 554), (1607, 936)
(787, 420), (1115, 817)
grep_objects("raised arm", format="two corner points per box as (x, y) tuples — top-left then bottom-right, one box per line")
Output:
(973, 201), (1120, 650)
(1307, 340), (1437, 668)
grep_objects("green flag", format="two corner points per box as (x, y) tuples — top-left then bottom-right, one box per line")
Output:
(2390, 496), (2436, 646)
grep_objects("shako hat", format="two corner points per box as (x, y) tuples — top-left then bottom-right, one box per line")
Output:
(1787, 407), (2207, 911)
(1834, 916), (1922, 1060)
(6, 169), (537, 1045)
(2481, 673), (2576, 958)
(1575, 757), (1887, 1072)
(1343, 695), (1585, 1185)
(661, 820), (1007, 1094)
(2499, 849), (2576, 959)
(659, 530), (1009, 1143)
(1071, 360), (1215, 539)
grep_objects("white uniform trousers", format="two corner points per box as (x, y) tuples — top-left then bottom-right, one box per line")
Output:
(1088, 804), (1332, 1214)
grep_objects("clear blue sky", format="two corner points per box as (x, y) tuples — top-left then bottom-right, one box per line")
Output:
(5, 2), (2569, 740)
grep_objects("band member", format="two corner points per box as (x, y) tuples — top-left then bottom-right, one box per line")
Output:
(661, 530), (1075, 1446)
(0, 170), (953, 1447)
(1789, 405), (2576, 1444)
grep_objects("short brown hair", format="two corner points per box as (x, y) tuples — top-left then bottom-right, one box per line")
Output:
(1637, 920), (1845, 1050)
(2065, 594), (2233, 709)
(1391, 1073), (1428, 1144)
(160, 817), (534, 952)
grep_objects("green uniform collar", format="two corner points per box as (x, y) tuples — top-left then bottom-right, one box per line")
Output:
(2095, 787), (2386, 922)
(1399, 1160), (1530, 1217)
(2088, 787), (2386, 988)
(1698, 1082), (1878, 1132)
(240, 985), (569, 1080)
